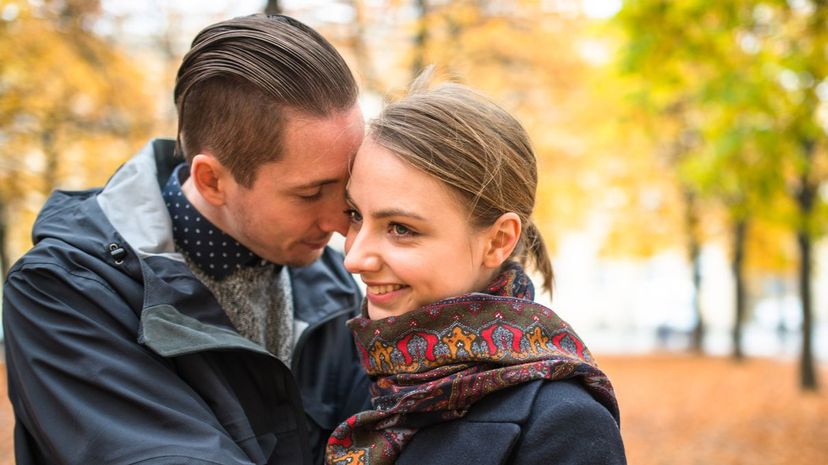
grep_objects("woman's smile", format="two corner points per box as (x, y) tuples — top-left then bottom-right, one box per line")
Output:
(366, 283), (408, 295)
(363, 281), (411, 308)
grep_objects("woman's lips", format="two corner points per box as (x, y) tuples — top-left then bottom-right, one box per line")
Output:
(364, 283), (410, 307)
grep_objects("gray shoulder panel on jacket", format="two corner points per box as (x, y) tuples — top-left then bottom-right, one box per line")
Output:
(141, 304), (271, 357)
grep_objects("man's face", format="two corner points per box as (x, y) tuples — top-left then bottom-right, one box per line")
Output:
(220, 105), (364, 267)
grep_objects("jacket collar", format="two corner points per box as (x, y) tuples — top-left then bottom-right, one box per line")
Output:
(97, 139), (182, 261)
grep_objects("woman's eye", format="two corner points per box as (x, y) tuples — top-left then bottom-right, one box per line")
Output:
(390, 223), (413, 236)
(344, 208), (362, 223)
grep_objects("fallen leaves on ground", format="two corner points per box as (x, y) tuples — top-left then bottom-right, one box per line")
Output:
(599, 354), (828, 465)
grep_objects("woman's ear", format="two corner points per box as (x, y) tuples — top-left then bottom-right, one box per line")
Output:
(190, 154), (229, 207)
(482, 212), (521, 269)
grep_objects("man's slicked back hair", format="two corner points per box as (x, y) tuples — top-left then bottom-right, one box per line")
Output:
(174, 14), (358, 187)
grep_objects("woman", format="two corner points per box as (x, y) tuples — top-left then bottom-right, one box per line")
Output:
(326, 76), (626, 465)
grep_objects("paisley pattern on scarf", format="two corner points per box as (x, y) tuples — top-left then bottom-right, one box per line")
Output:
(325, 263), (618, 465)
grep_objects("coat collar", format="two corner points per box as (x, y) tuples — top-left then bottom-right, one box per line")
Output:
(97, 139), (182, 261)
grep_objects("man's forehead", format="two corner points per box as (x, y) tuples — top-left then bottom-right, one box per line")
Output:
(278, 109), (363, 161)
(270, 153), (353, 190)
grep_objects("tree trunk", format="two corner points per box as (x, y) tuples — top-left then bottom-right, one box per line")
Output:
(683, 189), (704, 353)
(795, 162), (818, 390)
(412, 0), (429, 78)
(797, 228), (817, 390)
(731, 218), (748, 361)
(42, 124), (59, 195)
(0, 196), (9, 281)
(264, 0), (281, 15)
(347, 0), (382, 93)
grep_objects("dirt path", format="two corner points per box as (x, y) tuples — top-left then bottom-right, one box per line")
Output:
(0, 356), (825, 464)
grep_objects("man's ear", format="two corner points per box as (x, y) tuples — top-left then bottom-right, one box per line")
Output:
(190, 154), (229, 206)
(482, 212), (521, 269)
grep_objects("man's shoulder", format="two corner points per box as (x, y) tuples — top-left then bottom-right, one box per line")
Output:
(5, 236), (114, 295)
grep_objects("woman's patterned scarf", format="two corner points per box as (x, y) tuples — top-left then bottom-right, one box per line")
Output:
(326, 263), (618, 465)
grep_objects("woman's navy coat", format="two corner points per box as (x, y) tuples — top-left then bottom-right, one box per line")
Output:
(397, 380), (626, 465)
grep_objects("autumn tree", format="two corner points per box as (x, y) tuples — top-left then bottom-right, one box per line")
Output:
(265, 0), (281, 15)
(763, 0), (827, 390)
(0, 0), (154, 277)
(397, 0), (603, 257)
(613, 0), (823, 388)
(611, 0), (729, 352)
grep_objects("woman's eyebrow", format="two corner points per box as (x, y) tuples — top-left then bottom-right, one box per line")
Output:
(371, 208), (425, 221)
(345, 191), (424, 220)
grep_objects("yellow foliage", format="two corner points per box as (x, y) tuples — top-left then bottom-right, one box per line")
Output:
(0, 0), (155, 267)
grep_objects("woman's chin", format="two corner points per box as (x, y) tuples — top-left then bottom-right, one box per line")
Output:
(366, 289), (415, 320)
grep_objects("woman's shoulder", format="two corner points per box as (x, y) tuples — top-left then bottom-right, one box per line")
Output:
(534, 379), (620, 422)
(398, 380), (626, 465)
(464, 379), (616, 423)
(512, 380), (627, 465)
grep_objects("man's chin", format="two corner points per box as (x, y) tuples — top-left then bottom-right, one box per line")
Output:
(281, 247), (326, 268)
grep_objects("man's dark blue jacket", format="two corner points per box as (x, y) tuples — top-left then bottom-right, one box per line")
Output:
(2, 139), (370, 465)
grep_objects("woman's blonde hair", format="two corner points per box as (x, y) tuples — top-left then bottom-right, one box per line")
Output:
(369, 70), (554, 295)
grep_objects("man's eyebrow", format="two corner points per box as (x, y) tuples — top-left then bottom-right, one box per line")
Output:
(344, 191), (425, 221)
(291, 178), (340, 190)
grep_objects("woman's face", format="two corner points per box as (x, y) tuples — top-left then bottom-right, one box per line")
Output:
(344, 139), (497, 320)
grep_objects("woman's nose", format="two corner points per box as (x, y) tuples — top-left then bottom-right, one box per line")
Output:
(344, 230), (381, 274)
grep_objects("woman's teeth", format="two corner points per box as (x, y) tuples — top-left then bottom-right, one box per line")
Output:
(368, 284), (405, 295)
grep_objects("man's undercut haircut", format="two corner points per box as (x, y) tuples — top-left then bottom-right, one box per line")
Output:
(174, 14), (358, 187)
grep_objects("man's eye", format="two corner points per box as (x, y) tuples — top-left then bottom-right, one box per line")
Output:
(344, 208), (362, 223)
(298, 190), (322, 201)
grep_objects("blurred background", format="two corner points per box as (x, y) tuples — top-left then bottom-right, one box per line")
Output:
(0, 0), (826, 463)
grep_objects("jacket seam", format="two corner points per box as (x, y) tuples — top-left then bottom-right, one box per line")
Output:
(7, 260), (117, 295)
(128, 455), (230, 465)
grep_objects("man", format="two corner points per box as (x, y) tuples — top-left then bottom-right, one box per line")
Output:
(3, 14), (369, 465)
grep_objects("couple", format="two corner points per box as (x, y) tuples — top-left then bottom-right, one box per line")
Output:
(2, 14), (626, 465)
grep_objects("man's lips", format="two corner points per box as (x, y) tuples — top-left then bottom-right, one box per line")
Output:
(302, 237), (330, 248)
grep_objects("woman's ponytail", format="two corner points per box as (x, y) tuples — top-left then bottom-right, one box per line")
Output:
(523, 220), (554, 297)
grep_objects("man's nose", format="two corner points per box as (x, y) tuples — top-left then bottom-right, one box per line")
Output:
(318, 193), (350, 236)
